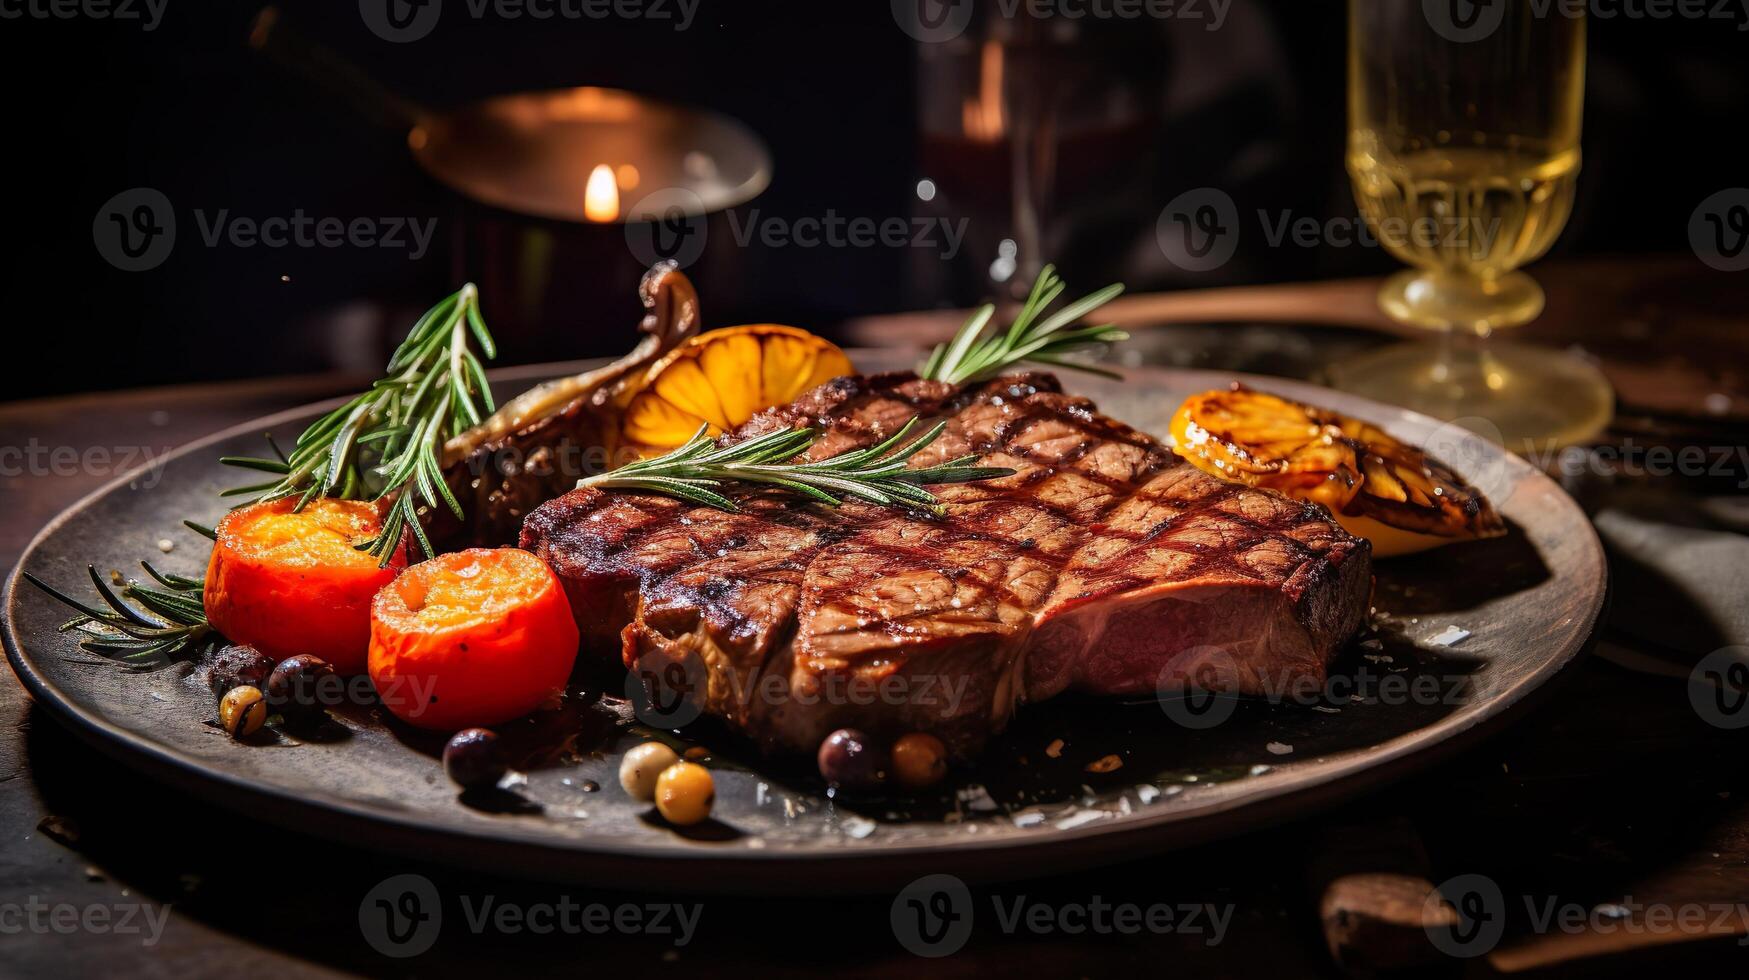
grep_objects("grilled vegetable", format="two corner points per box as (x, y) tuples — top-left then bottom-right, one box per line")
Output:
(619, 324), (854, 458)
(203, 498), (408, 673)
(1169, 386), (1505, 557)
(368, 548), (579, 730)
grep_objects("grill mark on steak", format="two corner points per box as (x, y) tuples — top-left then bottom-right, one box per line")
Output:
(522, 372), (1372, 757)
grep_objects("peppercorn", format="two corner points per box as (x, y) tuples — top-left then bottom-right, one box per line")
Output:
(219, 686), (268, 739)
(266, 654), (336, 727)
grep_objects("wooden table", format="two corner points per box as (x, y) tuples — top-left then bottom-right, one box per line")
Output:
(4, 261), (1746, 977)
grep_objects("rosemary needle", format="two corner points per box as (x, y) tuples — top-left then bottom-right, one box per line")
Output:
(581, 417), (1013, 515)
(24, 563), (216, 669)
(920, 264), (1127, 385)
(221, 284), (497, 563)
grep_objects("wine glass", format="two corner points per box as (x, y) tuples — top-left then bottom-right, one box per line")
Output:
(1329, 0), (1613, 454)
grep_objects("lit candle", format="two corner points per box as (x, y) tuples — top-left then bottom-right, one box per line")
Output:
(584, 163), (620, 223)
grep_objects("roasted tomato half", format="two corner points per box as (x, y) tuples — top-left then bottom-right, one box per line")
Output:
(369, 548), (579, 731)
(204, 498), (408, 673)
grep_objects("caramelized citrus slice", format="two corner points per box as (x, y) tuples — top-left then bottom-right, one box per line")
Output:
(619, 324), (854, 456)
(1170, 386), (1505, 557)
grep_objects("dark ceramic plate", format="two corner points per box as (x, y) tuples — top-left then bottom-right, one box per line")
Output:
(2, 356), (1606, 893)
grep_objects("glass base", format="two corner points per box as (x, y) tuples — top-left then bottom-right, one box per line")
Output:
(1378, 269), (1545, 335)
(1326, 340), (1614, 457)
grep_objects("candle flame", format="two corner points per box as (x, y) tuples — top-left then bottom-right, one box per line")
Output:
(961, 40), (1006, 142)
(584, 163), (620, 222)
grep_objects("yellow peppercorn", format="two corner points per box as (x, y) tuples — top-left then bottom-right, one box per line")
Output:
(219, 685), (268, 739)
(654, 762), (715, 826)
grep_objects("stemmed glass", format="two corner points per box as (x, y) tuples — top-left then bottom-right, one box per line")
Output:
(1330, 0), (1613, 454)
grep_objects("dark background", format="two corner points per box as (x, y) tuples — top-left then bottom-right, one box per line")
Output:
(4, 0), (1745, 400)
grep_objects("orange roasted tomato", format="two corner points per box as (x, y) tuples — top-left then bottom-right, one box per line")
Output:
(368, 548), (580, 731)
(204, 498), (407, 674)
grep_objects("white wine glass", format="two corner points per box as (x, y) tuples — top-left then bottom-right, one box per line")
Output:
(1330, 0), (1613, 454)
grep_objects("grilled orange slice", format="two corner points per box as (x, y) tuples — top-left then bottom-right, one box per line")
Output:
(618, 325), (854, 457)
(1170, 386), (1505, 557)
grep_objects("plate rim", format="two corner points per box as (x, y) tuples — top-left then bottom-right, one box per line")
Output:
(3, 360), (1608, 891)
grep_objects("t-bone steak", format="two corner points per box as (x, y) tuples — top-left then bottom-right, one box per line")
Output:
(521, 372), (1372, 757)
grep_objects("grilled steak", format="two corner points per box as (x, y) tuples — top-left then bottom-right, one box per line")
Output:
(522, 372), (1372, 756)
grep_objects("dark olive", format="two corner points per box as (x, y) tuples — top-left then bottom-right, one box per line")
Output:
(817, 728), (888, 790)
(219, 686), (268, 740)
(203, 644), (275, 699)
(443, 728), (506, 790)
(266, 654), (337, 726)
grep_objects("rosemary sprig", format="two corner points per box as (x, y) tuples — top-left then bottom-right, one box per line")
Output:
(221, 284), (497, 563)
(581, 417), (1013, 515)
(24, 563), (217, 669)
(920, 264), (1127, 385)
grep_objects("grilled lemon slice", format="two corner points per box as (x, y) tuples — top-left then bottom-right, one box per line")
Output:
(618, 324), (855, 457)
(1169, 386), (1505, 557)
